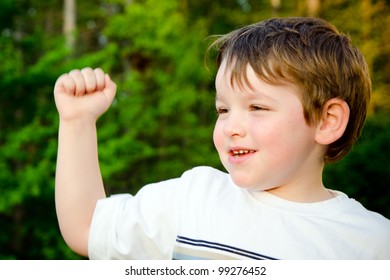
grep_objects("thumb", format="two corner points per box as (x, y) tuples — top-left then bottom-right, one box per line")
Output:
(103, 74), (117, 104)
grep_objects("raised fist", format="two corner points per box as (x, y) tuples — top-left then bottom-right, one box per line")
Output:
(54, 67), (116, 122)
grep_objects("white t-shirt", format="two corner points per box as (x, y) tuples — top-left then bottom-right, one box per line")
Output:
(88, 166), (390, 259)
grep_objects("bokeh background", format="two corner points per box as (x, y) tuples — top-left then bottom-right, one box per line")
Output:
(0, 0), (389, 259)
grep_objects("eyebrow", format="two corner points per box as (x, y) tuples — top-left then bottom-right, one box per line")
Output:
(215, 89), (276, 102)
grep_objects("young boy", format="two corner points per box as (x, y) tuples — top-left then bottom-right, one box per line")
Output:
(54, 17), (390, 259)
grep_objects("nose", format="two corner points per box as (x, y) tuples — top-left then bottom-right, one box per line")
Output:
(223, 112), (246, 138)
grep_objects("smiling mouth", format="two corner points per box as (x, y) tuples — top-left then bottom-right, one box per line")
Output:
(230, 149), (256, 158)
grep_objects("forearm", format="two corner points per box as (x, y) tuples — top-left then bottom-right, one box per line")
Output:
(55, 119), (106, 256)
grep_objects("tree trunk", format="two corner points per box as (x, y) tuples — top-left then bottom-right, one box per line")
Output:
(63, 0), (76, 51)
(271, 0), (281, 17)
(306, 0), (320, 17)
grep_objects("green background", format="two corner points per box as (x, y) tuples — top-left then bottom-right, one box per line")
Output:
(0, 0), (389, 259)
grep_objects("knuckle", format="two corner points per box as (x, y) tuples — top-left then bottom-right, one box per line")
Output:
(94, 67), (104, 74)
(69, 69), (81, 76)
(81, 67), (93, 74)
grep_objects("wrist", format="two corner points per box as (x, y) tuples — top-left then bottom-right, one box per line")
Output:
(58, 117), (98, 134)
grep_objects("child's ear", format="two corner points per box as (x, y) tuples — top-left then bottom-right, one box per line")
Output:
(315, 98), (350, 145)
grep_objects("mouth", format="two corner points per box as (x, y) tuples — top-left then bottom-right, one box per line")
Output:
(230, 149), (256, 158)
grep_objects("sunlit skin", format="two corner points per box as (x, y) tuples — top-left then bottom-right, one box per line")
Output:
(53, 59), (347, 256)
(213, 59), (334, 202)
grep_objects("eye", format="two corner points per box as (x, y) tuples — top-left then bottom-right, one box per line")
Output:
(250, 105), (269, 111)
(216, 107), (229, 115)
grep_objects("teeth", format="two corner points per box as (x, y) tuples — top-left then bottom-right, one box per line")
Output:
(232, 150), (252, 155)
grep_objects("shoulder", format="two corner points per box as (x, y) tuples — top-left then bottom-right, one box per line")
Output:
(181, 166), (229, 181)
(181, 166), (236, 191)
(141, 166), (229, 189)
(174, 166), (232, 194)
(339, 197), (390, 250)
(341, 197), (390, 230)
(135, 166), (231, 200)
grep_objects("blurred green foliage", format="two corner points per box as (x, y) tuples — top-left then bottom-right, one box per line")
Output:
(0, 0), (389, 259)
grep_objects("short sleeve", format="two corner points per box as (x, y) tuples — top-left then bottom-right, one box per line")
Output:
(88, 177), (183, 259)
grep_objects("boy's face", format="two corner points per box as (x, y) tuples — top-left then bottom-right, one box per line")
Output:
(213, 60), (323, 191)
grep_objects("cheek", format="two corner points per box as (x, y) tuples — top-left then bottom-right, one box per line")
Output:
(253, 114), (310, 153)
(250, 120), (277, 145)
(267, 119), (316, 160)
(213, 121), (224, 151)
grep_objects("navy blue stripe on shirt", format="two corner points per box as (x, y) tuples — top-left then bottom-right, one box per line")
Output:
(176, 236), (278, 260)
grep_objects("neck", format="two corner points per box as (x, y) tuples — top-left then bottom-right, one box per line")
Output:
(265, 160), (333, 203)
(266, 185), (334, 203)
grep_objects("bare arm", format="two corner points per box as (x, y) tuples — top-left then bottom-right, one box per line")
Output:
(54, 68), (116, 256)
